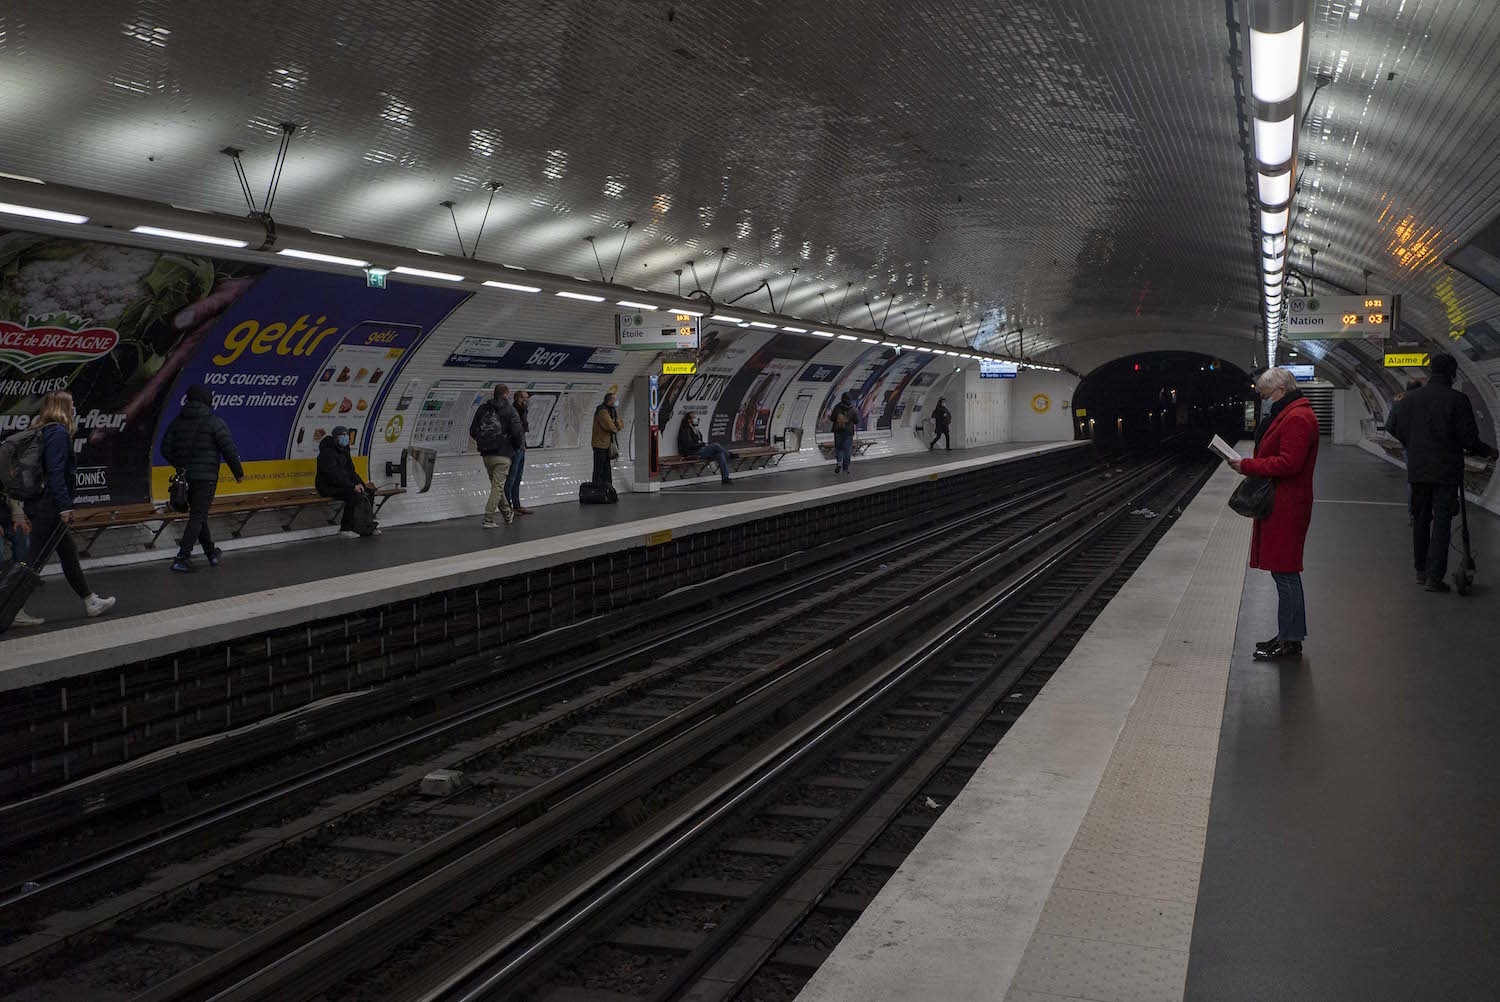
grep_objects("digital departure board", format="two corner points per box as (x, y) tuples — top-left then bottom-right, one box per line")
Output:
(1283, 295), (1395, 340)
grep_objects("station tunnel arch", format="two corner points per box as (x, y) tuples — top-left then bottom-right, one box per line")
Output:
(1071, 351), (1256, 451)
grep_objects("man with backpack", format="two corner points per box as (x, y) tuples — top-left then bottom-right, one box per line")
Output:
(831, 392), (858, 475)
(162, 386), (244, 573)
(929, 397), (953, 451)
(469, 383), (525, 528)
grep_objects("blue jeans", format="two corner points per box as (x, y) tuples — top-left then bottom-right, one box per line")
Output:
(698, 443), (731, 480)
(2, 526), (28, 567)
(1271, 571), (1307, 641)
(504, 449), (525, 509)
(834, 437), (853, 472)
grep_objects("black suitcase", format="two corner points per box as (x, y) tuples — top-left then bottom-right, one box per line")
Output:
(0, 520), (65, 634)
(578, 481), (619, 505)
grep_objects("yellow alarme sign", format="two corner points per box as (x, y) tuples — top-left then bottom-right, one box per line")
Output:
(662, 362), (697, 375)
(1384, 353), (1430, 368)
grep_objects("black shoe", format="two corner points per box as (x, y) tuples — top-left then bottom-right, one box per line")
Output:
(1254, 636), (1279, 652)
(1425, 580), (1451, 593)
(207, 547), (223, 567)
(1415, 573), (1426, 586)
(1253, 639), (1302, 661)
(721, 478), (733, 485)
(170, 558), (195, 573)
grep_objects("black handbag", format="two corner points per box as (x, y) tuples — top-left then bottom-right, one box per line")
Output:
(168, 472), (190, 513)
(1228, 475), (1276, 519)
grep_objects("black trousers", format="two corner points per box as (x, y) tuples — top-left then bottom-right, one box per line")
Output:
(25, 504), (90, 599)
(176, 481), (218, 560)
(592, 447), (613, 486)
(929, 428), (950, 450)
(331, 488), (366, 531)
(1411, 482), (1459, 581)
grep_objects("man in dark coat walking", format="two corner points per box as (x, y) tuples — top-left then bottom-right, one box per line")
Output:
(929, 397), (953, 451)
(1389, 354), (1499, 591)
(162, 385), (244, 572)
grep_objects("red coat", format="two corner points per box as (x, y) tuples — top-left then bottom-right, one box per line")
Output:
(1240, 396), (1319, 573)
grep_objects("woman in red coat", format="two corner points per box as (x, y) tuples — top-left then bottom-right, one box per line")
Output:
(1230, 367), (1319, 661)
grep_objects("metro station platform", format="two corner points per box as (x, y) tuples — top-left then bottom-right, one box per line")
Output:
(796, 444), (1500, 1002)
(0, 440), (1081, 689)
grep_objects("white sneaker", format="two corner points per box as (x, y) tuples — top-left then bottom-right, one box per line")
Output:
(339, 530), (360, 539)
(482, 519), (502, 529)
(83, 594), (116, 618)
(370, 528), (382, 536)
(10, 609), (43, 627)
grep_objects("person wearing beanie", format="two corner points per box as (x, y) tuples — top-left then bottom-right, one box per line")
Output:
(162, 386), (244, 573)
(315, 424), (377, 538)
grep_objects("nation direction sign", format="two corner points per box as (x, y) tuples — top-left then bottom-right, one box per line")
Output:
(1283, 294), (1395, 340)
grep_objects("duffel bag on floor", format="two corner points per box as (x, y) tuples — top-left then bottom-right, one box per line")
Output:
(578, 481), (619, 504)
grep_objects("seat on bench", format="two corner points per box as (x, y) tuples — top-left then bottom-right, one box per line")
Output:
(816, 438), (878, 459)
(70, 485), (405, 557)
(660, 446), (792, 481)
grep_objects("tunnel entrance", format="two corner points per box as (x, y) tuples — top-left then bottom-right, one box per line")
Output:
(1073, 351), (1255, 452)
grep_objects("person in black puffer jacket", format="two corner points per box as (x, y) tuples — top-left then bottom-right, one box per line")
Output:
(316, 427), (376, 538)
(162, 386), (244, 572)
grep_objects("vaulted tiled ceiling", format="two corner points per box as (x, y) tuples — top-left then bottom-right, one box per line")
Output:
(0, 0), (1496, 370)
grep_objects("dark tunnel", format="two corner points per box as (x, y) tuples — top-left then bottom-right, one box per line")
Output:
(1072, 351), (1257, 453)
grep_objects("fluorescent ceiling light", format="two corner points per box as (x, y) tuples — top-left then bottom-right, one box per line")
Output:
(130, 225), (248, 248)
(502, 263), (526, 271)
(1250, 23), (1306, 104)
(309, 228), (345, 238)
(711, 314), (744, 323)
(836, 334), (859, 341)
(674, 309), (705, 317)
(900, 344), (918, 350)
(484, 280), (542, 293)
(960, 353), (974, 358)
(556, 291), (606, 302)
(1257, 171), (1292, 206)
(1254, 115), (1295, 167)
(813, 330), (836, 338)
(278, 247), (369, 268)
(916, 346), (934, 352)
(417, 248), (444, 256)
(0, 202), (89, 224)
(1260, 207), (1289, 234)
(393, 265), (465, 282)
(617, 300), (658, 309)
(782, 326), (808, 333)
(0, 172), (45, 184)
(882, 341), (899, 348)
(860, 337), (879, 343)
(749, 321), (779, 329)
(1262, 234), (1286, 256)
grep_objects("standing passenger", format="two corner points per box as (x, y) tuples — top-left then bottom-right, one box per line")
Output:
(592, 392), (624, 486)
(505, 389), (532, 515)
(929, 397), (953, 451)
(1385, 378), (1425, 524)
(16, 391), (116, 620)
(162, 386), (245, 572)
(831, 392), (857, 475)
(1388, 354), (1499, 591)
(1228, 367), (1318, 661)
(469, 384), (524, 528)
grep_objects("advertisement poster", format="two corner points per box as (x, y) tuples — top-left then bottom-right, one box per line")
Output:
(154, 266), (468, 497)
(0, 230), (267, 505)
(814, 346), (941, 441)
(710, 333), (826, 449)
(656, 325), (768, 453)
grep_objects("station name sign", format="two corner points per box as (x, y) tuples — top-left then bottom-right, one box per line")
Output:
(1283, 295), (1395, 340)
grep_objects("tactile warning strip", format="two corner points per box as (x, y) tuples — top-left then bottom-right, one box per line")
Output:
(1005, 488), (1252, 1002)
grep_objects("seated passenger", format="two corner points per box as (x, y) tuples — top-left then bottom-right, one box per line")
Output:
(316, 426), (379, 538)
(677, 412), (733, 485)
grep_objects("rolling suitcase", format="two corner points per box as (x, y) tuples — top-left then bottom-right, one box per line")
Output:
(0, 519), (65, 634)
(1453, 489), (1477, 595)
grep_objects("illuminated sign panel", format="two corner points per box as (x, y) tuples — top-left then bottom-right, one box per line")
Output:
(1286, 364), (1316, 381)
(662, 361), (697, 374)
(980, 358), (1019, 378)
(616, 312), (701, 351)
(1384, 353), (1430, 368)
(1282, 295), (1395, 340)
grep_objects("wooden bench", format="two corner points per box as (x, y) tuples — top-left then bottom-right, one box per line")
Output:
(659, 445), (793, 482)
(70, 485), (406, 557)
(817, 437), (879, 460)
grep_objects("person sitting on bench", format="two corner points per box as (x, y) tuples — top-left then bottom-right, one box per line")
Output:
(677, 412), (733, 485)
(316, 426), (379, 538)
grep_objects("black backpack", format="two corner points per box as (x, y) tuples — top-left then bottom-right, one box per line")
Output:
(0, 429), (45, 502)
(472, 405), (507, 453)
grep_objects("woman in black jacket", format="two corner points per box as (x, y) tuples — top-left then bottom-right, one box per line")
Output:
(316, 427), (378, 537)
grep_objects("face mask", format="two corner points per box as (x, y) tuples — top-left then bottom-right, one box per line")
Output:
(336, 434), (349, 447)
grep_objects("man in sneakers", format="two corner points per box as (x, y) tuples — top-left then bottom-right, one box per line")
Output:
(676, 411), (733, 484)
(469, 384), (525, 528)
(316, 427), (379, 538)
(162, 386), (244, 572)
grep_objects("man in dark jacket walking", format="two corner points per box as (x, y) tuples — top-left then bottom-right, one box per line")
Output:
(316, 427), (377, 538)
(1389, 354), (1499, 591)
(469, 384), (525, 527)
(929, 397), (953, 451)
(162, 386), (244, 572)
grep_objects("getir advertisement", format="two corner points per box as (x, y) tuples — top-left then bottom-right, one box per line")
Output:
(0, 229), (467, 506)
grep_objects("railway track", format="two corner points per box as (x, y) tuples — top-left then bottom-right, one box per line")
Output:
(0, 455), (1146, 1002)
